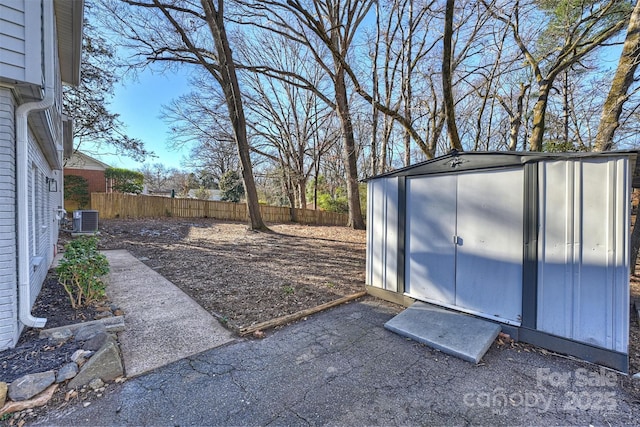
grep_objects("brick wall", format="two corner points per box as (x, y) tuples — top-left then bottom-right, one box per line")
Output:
(64, 168), (107, 194)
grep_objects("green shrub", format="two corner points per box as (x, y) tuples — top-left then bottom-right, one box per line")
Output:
(64, 175), (90, 209)
(219, 170), (244, 202)
(57, 236), (109, 308)
(105, 167), (144, 194)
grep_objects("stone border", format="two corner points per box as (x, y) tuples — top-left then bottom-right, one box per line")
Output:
(38, 316), (125, 339)
(1, 317), (126, 416)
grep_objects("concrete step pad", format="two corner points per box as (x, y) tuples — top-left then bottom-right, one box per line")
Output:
(384, 302), (501, 364)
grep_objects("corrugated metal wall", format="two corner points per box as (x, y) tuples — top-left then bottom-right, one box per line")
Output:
(404, 168), (524, 325)
(366, 178), (399, 293)
(537, 158), (630, 353)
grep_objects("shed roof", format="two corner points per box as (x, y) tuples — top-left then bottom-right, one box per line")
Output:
(366, 150), (639, 186)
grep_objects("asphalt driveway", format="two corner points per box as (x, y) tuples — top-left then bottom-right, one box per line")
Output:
(34, 297), (640, 426)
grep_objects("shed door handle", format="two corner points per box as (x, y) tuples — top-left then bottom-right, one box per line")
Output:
(453, 235), (460, 245)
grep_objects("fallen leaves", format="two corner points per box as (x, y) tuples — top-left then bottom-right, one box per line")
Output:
(98, 218), (367, 331)
(0, 384), (58, 417)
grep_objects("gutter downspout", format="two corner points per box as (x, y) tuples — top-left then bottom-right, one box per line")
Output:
(16, 0), (56, 328)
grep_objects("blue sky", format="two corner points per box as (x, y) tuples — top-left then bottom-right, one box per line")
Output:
(89, 68), (192, 172)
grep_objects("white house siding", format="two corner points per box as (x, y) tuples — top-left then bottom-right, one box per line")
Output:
(0, 0), (41, 85)
(27, 127), (59, 310)
(0, 88), (17, 350)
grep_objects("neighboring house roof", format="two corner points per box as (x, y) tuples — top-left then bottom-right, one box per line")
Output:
(54, 0), (84, 86)
(65, 151), (111, 171)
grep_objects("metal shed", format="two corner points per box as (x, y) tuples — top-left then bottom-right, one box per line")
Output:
(366, 150), (637, 372)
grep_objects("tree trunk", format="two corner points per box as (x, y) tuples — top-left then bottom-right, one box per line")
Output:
(595, 0), (640, 151)
(371, 0), (380, 176)
(528, 80), (551, 152)
(594, 1), (640, 273)
(297, 176), (307, 211)
(402, 0), (414, 166)
(335, 69), (365, 230)
(202, 0), (267, 230)
(511, 83), (528, 150)
(562, 70), (570, 147)
(442, 0), (463, 151)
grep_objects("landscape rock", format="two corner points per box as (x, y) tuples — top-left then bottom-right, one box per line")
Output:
(83, 332), (109, 352)
(88, 378), (104, 390)
(113, 309), (125, 316)
(74, 323), (107, 341)
(632, 373), (640, 380)
(0, 385), (58, 417)
(8, 371), (56, 401)
(71, 349), (93, 363)
(56, 363), (78, 383)
(102, 316), (126, 333)
(68, 341), (123, 389)
(39, 316), (125, 340)
(0, 382), (7, 407)
(46, 328), (73, 343)
(95, 311), (113, 320)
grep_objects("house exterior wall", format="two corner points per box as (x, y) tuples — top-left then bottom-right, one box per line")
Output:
(27, 126), (60, 311)
(0, 0), (72, 350)
(0, 87), (63, 350)
(0, 87), (18, 350)
(0, 0), (41, 86)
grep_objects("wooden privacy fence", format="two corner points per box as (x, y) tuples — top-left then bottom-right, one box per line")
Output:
(91, 193), (349, 226)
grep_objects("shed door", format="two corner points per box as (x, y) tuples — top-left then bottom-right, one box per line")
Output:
(455, 170), (523, 324)
(405, 174), (457, 305)
(405, 169), (523, 325)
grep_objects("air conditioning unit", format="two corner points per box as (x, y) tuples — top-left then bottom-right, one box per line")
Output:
(73, 210), (99, 233)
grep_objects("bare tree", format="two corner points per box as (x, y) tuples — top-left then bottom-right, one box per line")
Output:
(241, 38), (337, 214)
(591, 0), (640, 273)
(64, 2), (151, 162)
(595, 0), (640, 150)
(139, 163), (178, 192)
(239, 0), (371, 229)
(443, 0), (462, 151)
(105, 0), (267, 230)
(486, 0), (630, 151)
(161, 78), (240, 182)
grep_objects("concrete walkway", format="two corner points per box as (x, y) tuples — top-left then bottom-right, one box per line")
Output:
(102, 250), (235, 377)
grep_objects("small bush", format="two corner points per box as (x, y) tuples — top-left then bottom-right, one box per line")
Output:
(64, 175), (90, 209)
(57, 236), (109, 308)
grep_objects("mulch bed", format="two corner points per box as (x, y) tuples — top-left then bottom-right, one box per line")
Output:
(0, 273), (98, 384)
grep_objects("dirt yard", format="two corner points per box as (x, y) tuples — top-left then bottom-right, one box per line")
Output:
(96, 217), (640, 375)
(97, 218), (366, 331)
